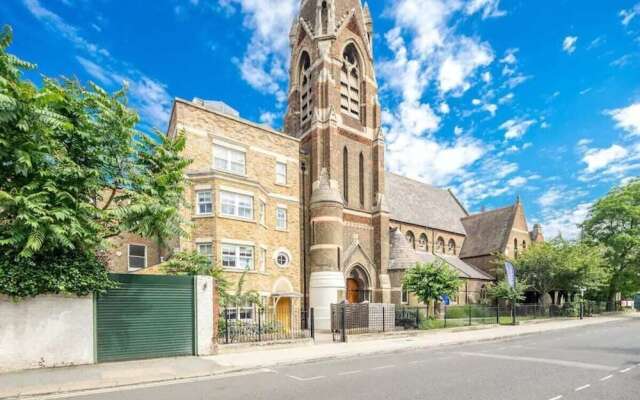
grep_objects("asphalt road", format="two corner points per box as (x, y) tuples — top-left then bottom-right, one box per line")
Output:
(59, 318), (640, 400)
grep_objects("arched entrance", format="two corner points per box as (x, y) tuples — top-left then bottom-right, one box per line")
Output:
(346, 265), (371, 304)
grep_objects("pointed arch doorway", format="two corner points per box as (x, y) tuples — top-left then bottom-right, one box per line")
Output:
(346, 265), (371, 304)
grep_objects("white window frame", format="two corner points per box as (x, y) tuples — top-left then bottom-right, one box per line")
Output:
(213, 144), (246, 175)
(197, 242), (214, 266)
(220, 191), (254, 220)
(276, 206), (287, 231)
(275, 251), (290, 268)
(221, 243), (254, 271)
(225, 306), (255, 321)
(128, 244), (147, 271)
(275, 161), (287, 185)
(195, 190), (213, 216)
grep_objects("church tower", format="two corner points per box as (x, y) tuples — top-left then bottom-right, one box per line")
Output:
(285, 0), (390, 329)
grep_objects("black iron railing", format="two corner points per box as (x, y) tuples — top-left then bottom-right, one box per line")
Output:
(219, 306), (313, 344)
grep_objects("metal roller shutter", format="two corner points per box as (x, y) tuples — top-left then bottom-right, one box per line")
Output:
(96, 274), (196, 363)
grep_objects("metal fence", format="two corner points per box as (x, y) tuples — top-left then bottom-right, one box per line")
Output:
(331, 303), (395, 342)
(218, 306), (313, 344)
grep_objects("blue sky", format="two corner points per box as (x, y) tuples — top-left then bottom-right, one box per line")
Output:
(2, 0), (640, 239)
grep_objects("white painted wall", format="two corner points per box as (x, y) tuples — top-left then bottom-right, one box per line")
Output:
(196, 276), (215, 355)
(0, 294), (94, 372)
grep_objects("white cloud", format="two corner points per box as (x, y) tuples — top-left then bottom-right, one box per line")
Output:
(562, 36), (578, 54)
(536, 203), (591, 240)
(437, 37), (494, 94)
(454, 126), (464, 136)
(582, 144), (629, 173)
(508, 176), (527, 187)
(537, 187), (563, 207)
(620, 3), (640, 26)
(259, 111), (277, 127)
(483, 103), (498, 116)
(481, 71), (492, 83)
(439, 102), (451, 114)
(23, 0), (109, 57)
(500, 48), (518, 65)
(464, 0), (507, 19)
(500, 118), (536, 140)
(25, 0), (171, 128)
(498, 92), (514, 104)
(220, 0), (298, 103)
(608, 102), (640, 136)
(385, 132), (486, 186)
(76, 56), (112, 85)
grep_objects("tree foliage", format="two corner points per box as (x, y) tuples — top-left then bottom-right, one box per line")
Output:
(582, 179), (640, 299)
(503, 238), (609, 303)
(0, 26), (189, 297)
(486, 280), (525, 304)
(161, 251), (230, 302)
(403, 261), (461, 316)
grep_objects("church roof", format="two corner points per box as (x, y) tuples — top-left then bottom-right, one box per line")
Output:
(385, 173), (468, 235)
(388, 228), (419, 270)
(438, 254), (494, 280)
(459, 204), (517, 258)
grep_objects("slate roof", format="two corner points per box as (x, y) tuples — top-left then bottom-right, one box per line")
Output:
(459, 204), (517, 258)
(438, 255), (494, 280)
(389, 228), (419, 270)
(385, 173), (468, 235)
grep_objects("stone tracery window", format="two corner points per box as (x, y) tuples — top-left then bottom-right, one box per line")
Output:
(448, 239), (457, 255)
(299, 52), (313, 124)
(340, 44), (361, 119)
(405, 231), (415, 249)
(419, 234), (428, 251)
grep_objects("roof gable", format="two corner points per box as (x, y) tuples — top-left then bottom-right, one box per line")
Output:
(460, 204), (517, 258)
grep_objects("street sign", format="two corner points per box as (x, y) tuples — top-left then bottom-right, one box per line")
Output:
(505, 262), (516, 288)
(441, 294), (451, 305)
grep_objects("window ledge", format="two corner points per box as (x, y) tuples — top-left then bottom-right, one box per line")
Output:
(275, 228), (288, 233)
(213, 168), (248, 179)
(218, 214), (256, 224)
(193, 214), (215, 219)
(223, 269), (258, 274)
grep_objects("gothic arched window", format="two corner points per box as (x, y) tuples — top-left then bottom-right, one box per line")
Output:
(343, 147), (349, 204)
(419, 234), (428, 251)
(406, 231), (415, 249)
(299, 52), (313, 124)
(436, 237), (445, 254)
(448, 239), (457, 256)
(340, 44), (361, 119)
(358, 152), (364, 207)
(514, 238), (519, 259)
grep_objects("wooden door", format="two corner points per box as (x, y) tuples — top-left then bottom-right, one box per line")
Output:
(276, 297), (291, 332)
(346, 278), (359, 304)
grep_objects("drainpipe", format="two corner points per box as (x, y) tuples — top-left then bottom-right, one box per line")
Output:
(301, 160), (308, 322)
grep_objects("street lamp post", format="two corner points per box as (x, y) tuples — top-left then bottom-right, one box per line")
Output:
(579, 287), (586, 320)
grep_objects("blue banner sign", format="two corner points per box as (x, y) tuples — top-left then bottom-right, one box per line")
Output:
(505, 262), (516, 288)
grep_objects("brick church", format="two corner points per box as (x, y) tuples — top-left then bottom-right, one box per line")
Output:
(107, 0), (543, 330)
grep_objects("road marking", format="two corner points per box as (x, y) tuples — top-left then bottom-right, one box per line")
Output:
(371, 364), (396, 370)
(409, 360), (427, 365)
(456, 352), (617, 371)
(620, 366), (634, 373)
(549, 396), (563, 400)
(338, 370), (361, 376)
(575, 384), (591, 392)
(287, 375), (326, 382)
(600, 375), (614, 381)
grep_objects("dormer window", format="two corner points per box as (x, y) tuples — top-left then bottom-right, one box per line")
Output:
(340, 44), (361, 119)
(299, 52), (313, 124)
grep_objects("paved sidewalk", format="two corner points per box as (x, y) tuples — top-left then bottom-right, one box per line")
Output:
(0, 314), (634, 399)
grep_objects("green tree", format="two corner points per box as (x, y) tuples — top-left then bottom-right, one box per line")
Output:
(556, 241), (609, 299)
(162, 251), (230, 302)
(402, 261), (461, 318)
(582, 179), (640, 301)
(508, 241), (562, 304)
(486, 280), (525, 304)
(0, 26), (190, 297)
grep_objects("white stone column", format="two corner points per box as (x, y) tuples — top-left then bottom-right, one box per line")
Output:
(309, 271), (345, 331)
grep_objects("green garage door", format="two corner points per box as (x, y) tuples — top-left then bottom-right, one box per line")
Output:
(96, 274), (196, 363)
